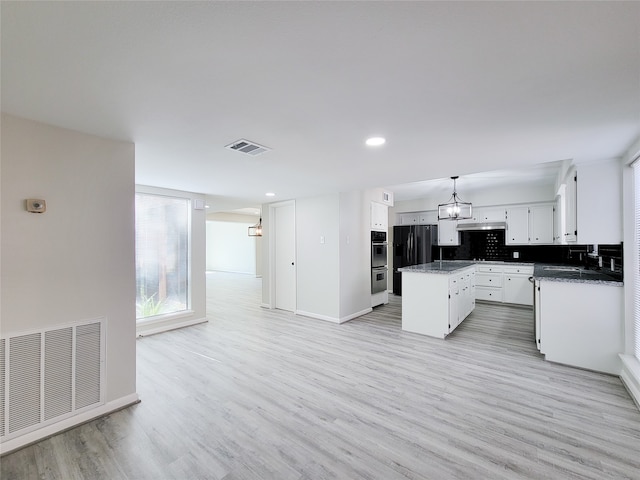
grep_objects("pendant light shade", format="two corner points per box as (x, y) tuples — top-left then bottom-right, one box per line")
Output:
(438, 176), (472, 220)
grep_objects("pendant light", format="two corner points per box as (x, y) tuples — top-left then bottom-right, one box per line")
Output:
(438, 176), (472, 220)
(248, 209), (263, 237)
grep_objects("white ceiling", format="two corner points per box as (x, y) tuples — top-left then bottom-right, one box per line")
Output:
(2, 2), (639, 211)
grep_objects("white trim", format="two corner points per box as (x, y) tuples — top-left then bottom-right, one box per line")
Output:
(260, 303), (272, 309)
(295, 307), (372, 324)
(0, 393), (140, 456)
(136, 317), (207, 337)
(136, 309), (195, 326)
(295, 310), (340, 323)
(620, 354), (640, 411)
(339, 307), (373, 324)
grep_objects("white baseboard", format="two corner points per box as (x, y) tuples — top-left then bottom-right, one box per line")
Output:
(0, 393), (140, 456)
(295, 307), (372, 324)
(620, 354), (640, 411)
(136, 317), (207, 337)
(339, 307), (373, 324)
(296, 310), (341, 323)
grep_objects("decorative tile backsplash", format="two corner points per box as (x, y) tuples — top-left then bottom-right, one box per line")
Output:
(436, 231), (623, 278)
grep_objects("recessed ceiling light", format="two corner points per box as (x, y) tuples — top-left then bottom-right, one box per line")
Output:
(265, 192), (275, 197)
(365, 137), (386, 147)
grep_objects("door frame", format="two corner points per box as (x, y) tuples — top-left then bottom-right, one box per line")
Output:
(267, 200), (296, 311)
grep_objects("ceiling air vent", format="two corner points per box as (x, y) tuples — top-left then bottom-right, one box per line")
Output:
(225, 139), (271, 156)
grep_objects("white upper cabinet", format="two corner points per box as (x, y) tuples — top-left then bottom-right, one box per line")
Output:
(399, 212), (420, 225)
(398, 210), (437, 225)
(554, 194), (562, 243)
(438, 219), (460, 246)
(506, 204), (554, 245)
(529, 204), (554, 244)
(370, 202), (388, 231)
(419, 211), (438, 224)
(575, 160), (622, 245)
(505, 206), (529, 245)
(478, 207), (506, 223)
(563, 168), (578, 243)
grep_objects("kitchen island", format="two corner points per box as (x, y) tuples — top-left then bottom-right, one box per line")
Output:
(399, 261), (476, 338)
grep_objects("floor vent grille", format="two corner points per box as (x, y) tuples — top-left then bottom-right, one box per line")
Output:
(0, 319), (104, 440)
(225, 139), (271, 156)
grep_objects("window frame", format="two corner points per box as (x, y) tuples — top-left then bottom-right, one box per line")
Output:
(135, 191), (193, 323)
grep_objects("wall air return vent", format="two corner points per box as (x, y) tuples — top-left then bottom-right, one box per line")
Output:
(225, 139), (271, 156)
(0, 318), (104, 441)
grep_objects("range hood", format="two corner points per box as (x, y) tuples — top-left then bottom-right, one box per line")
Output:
(456, 222), (507, 231)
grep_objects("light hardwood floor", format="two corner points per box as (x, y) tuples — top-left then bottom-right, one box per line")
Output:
(2, 271), (640, 479)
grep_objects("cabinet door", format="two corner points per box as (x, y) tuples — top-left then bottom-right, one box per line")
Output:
(506, 206), (529, 244)
(504, 274), (533, 305)
(554, 194), (562, 243)
(535, 282), (541, 351)
(438, 220), (460, 246)
(529, 205), (554, 244)
(564, 170), (577, 243)
(400, 213), (419, 225)
(449, 289), (459, 332)
(481, 208), (506, 222)
(371, 202), (388, 231)
(419, 211), (438, 225)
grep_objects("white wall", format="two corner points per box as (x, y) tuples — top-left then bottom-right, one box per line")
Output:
(261, 190), (373, 323)
(623, 137), (640, 355)
(295, 194), (341, 320)
(206, 220), (257, 274)
(339, 191), (370, 319)
(1, 114), (137, 448)
(135, 185), (207, 336)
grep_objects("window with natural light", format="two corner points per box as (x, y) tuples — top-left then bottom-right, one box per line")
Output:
(135, 193), (190, 320)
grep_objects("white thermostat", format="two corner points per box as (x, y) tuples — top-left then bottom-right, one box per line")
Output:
(26, 198), (46, 213)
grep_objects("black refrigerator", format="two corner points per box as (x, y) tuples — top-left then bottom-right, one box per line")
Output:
(393, 224), (438, 295)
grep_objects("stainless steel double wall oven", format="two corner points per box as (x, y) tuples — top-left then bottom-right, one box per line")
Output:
(371, 231), (388, 294)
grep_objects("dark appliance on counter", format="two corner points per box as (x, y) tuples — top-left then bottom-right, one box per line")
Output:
(371, 231), (388, 294)
(393, 224), (437, 295)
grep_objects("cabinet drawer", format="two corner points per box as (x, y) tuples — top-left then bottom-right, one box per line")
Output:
(476, 265), (504, 274)
(476, 287), (503, 302)
(476, 273), (502, 287)
(503, 265), (533, 275)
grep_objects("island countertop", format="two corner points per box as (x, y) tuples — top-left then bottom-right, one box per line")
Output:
(398, 261), (476, 274)
(398, 260), (621, 285)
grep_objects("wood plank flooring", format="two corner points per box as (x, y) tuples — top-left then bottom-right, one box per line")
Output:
(2, 271), (640, 479)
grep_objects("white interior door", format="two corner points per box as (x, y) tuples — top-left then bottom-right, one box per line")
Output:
(274, 203), (296, 312)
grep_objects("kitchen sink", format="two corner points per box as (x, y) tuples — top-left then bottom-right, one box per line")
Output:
(543, 266), (581, 272)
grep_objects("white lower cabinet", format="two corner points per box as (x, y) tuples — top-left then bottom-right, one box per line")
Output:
(475, 264), (534, 306)
(401, 266), (475, 339)
(538, 280), (623, 374)
(475, 265), (504, 302)
(449, 269), (476, 332)
(503, 266), (534, 305)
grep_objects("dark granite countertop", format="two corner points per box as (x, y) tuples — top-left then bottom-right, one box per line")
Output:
(398, 261), (476, 274)
(532, 263), (622, 286)
(399, 260), (622, 285)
